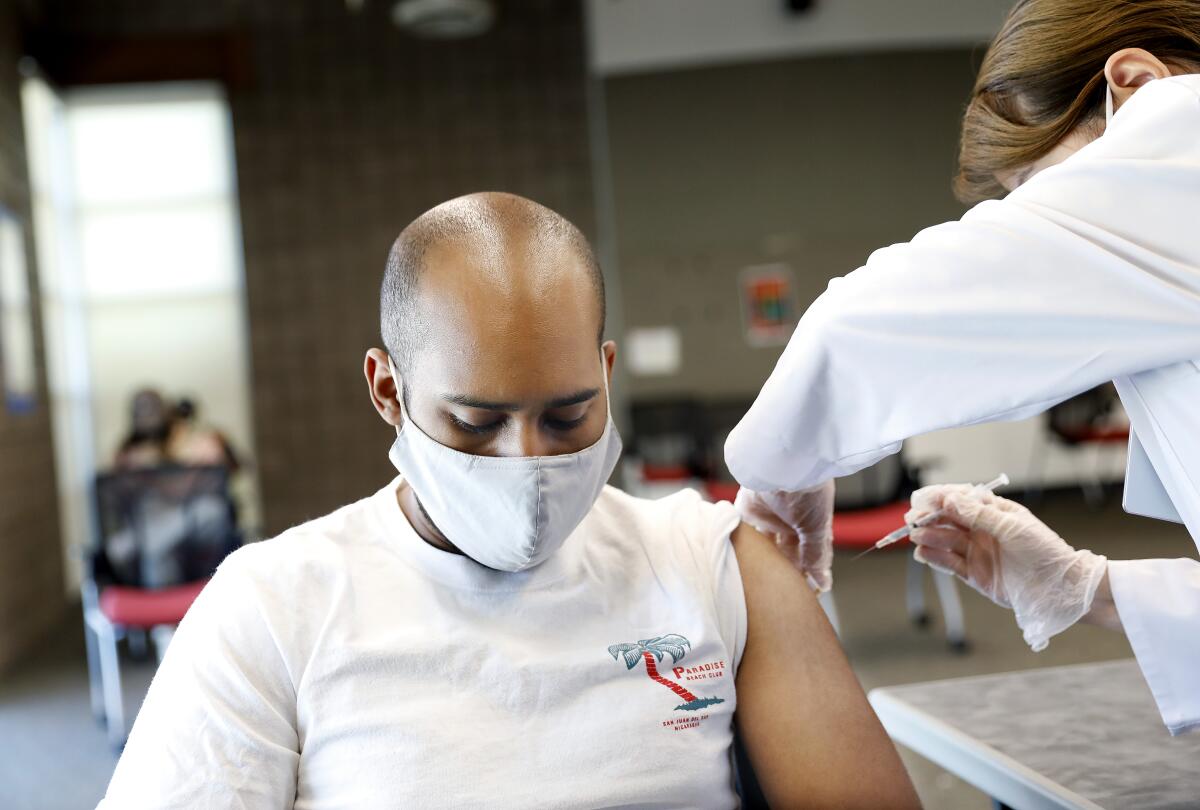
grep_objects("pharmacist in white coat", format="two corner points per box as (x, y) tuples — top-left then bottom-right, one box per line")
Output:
(726, 3), (1200, 735)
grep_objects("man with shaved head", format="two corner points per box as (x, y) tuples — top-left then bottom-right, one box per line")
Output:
(102, 193), (918, 809)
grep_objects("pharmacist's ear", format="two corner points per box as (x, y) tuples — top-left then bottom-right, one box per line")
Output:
(1104, 48), (1172, 114)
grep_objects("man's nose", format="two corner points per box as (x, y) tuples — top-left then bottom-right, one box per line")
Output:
(507, 419), (550, 458)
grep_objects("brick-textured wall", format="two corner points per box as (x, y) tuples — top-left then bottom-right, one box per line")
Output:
(0, 4), (66, 674)
(48, 0), (596, 534)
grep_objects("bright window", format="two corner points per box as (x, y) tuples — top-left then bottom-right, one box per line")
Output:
(65, 86), (242, 300)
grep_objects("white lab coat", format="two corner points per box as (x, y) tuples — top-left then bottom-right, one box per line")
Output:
(725, 75), (1200, 734)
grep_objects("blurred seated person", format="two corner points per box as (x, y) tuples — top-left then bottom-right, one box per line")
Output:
(114, 388), (173, 469)
(100, 193), (919, 809)
(109, 394), (242, 587)
(166, 397), (240, 471)
(114, 391), (238, 472)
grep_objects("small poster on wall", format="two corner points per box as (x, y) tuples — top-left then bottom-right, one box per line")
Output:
(739, 263), (797, 347)
(625, 325), (682, 377)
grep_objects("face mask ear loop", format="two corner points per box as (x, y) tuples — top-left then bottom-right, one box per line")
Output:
(387, 357), (405, 438)
(1105, 83), (1115, 128)
(600, 348), (613, 424)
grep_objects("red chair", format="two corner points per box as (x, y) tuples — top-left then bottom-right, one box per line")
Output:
(1029, 383), (1129, 507)
(831, 501), (913, 551)
(83, 465), (240, 748)
(704, 480), (740, 504)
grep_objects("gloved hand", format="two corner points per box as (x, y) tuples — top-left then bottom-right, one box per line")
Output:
(735, 480), (835, 592)
(907, 484), (1108, 651)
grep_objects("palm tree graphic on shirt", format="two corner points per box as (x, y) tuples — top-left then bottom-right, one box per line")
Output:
(607, 634), (725, 712)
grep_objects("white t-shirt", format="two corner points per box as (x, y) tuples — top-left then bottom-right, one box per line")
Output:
(100, 478), (747, 809)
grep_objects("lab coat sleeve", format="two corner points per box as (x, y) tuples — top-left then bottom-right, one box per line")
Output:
(1109, 558), (1200, 735)
(99, 549), (300, 809)
(725, 77), (1200, 492)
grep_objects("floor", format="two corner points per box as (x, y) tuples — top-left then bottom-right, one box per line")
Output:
(0, 622), (156, 810)
(0, 488), (1194, 809)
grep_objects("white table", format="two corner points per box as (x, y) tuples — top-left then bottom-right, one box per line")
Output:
(869, 660), (1200, 809)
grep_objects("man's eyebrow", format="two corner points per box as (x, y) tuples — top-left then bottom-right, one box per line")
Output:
(441, 394), (521, 411)
(544, 388), (599, 409)
(441, 388), (600, 411)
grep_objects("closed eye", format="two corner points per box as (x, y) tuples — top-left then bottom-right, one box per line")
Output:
(544, 414), (588, 432)
(448, 413), (504, 435)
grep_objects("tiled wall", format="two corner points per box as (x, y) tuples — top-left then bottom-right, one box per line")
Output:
(48, 0), (597, 534)
(605, 50), (975, 402)
(0, 4), (66, 674)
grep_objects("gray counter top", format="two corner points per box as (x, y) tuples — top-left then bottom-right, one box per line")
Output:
(869, 659), (1200, 809)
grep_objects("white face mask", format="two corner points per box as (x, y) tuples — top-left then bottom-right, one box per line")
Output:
(387, 352), (622, 572)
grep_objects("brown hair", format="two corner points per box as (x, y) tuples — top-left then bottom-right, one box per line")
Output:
(956, 0), (1200, 202)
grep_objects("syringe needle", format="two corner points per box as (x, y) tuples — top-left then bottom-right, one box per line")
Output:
(852, 472), (1009, 561)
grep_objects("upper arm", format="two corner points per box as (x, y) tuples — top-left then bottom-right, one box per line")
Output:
(731, 523), (919, 809)
(101, 553), (300, 808)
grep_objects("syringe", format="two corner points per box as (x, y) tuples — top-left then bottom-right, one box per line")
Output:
(852, 473), (1010, 560)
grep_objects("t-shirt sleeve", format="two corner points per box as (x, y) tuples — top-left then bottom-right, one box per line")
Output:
(99, 546), (300, 809)
(669, 490), (747, 675)
(712, 511), (748, 676)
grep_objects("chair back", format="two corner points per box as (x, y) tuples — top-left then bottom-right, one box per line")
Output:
(1047, 383), (1121, 445)
(92, 465), (241, 589)
(832, 449), (922, 511)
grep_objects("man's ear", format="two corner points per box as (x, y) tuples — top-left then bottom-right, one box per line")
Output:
(364, 348), (404, 427)
(1104, 48), (1173, 114)
(601, 340), (617, 386)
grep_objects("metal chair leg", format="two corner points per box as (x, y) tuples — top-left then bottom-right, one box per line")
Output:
(95, 618), (127, 749)
(127, 628), (149, 660)
(151, 624), (176, 664)
(1027, 429), (1048, 505)
(1080, 441), (1107, 509)
(82, 609), (105, 722)
(906, 553), (930, 627)
(933, 570), (969, 652)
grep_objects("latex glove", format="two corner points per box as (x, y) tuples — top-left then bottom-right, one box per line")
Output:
(735, 480), (835, 592)
(907, 484), (1107, 651)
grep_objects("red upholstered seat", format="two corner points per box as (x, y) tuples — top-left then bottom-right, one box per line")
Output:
(1054, 424), (1130, 445)
(98, 579), (210, 628)
(643, 464), (693, 481)
(832, 501), (913, 549)
(705, 481), (741, 504)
